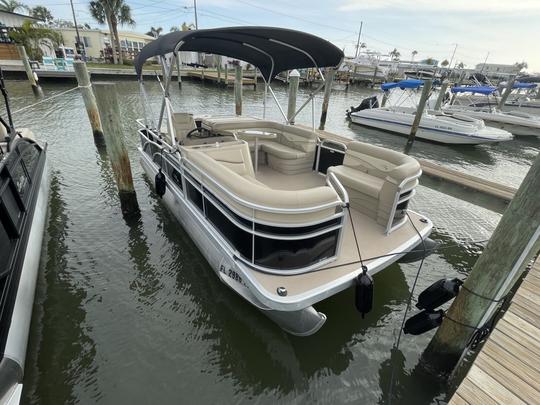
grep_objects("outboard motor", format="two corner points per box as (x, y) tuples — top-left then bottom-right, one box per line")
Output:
(155, 168), (167, 198)
(346, 96), (379, 118)
(355, 266), (373, 318)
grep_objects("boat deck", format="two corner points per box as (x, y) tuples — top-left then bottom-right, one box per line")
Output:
(255, 164), (326, 190)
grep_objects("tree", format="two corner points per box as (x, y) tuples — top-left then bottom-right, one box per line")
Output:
(441, 59), (449, 67)
(0, 0), (27, 12)
(411, 50), (418, 62)
(181, 22), (195, 31)
(424, 57), (435, 65)
(146, 26), (163, 38)
(89, 0), (134, 64)
(170, 25), (179, 32)
(9, 20), (62, 60)
(30, 5), (53, 24)
(456, 61), (465, 69)
(389, 48), (400, 61)
(514, 61), (528, 71)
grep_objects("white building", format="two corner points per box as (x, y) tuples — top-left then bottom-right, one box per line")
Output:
(0, 10), (40, 28)
(475, 63), (521, 76)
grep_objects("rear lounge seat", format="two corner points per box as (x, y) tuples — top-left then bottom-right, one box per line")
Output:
(200, 117), (317, 175)
(327, 141), (421, 233)
(182, 141), (340, 224)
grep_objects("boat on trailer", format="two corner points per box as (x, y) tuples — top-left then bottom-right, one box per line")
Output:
(0, 68), (49, 404)
(134, 27), (434, 336)
(349, 80), (513, 145)
(444, 86), (540, 136)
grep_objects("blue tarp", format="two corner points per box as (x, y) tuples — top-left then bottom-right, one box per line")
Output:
(381, 79), (424, 91)
(513, 82), (538, 89)
(451, 86), (497, 95)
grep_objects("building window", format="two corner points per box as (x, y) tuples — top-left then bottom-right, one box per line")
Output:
(82, 36), (91, 48)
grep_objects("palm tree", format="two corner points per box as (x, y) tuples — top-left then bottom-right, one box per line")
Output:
(389, 48), (400, 61)
(31, 5), (54, 24)
(89, 0), (134, 64)
(0, 0), (27, 12)
(170, 26), (179, 32)
(441, 59), (449, 67)
(411, 50), (418, 62)
(146, 26), (162, 38)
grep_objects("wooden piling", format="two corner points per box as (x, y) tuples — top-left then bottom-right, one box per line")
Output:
(73, 61), (104, 144)
(287, 69), (300, 124)
(404, 79), (432, 154)
(434, 82), (449, 110)
(234, 64), (242, 115)
(423, 150), (540, 373)
(93, 82), (140, 217)
(16, 45), (42, 97)
(175, 53), (182, 87)
(381, 92), (388, 107)
(319, 68), (335, 130)
(224, 64), (228, 87)
(498, 75), (516, 110)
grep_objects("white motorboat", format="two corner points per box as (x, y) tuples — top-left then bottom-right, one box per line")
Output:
(134, 27), (434, 336)
(349, 80), (513, 145)
(445, 86), (540, 136)
(0, 69), (49, 405)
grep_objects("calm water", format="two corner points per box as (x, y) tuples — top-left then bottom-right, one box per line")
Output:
(4, 78), (537, 404)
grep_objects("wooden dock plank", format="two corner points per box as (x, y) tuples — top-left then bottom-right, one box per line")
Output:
(475, 351), (539, 404)
(466, 365), (525, 404)
(483, 342), (540, 395)
(449, 258), (540, 404)
(450, 393), (470, 405)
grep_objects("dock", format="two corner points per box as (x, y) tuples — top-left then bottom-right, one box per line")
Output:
(449, 258), (540, 404)
(187, 69), (257, 88)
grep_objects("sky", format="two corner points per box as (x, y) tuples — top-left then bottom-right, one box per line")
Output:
(26, 0), (540, 72)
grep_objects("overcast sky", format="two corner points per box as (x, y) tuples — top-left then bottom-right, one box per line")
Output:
(28, 0), (540, 72)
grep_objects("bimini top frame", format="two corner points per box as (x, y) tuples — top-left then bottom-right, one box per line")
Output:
(135, 26), (344, 130)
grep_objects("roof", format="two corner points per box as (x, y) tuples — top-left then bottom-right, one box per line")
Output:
(134, 26), (344, 80)
(0, 10), (40, 21)
(381, 79), (424, 91)
(451, 86), (497, 95)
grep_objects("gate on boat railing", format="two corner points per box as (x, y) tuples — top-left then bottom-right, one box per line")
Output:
(137, 123), (350, 275)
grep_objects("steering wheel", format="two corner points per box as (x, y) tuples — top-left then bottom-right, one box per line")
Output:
(186, 127), (211, 139)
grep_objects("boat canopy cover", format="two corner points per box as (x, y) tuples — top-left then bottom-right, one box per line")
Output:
(451, 86), (497, 95)
(134, 26), (344, 80)
(381, 79), (424, 91)
(513, 82), (537, 89)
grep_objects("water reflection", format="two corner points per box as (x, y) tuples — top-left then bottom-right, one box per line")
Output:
(22, 174), (98, 404)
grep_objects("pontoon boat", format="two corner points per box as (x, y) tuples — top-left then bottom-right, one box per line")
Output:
(349, 80), (513, 144)
(0, 68), (49, 405)
(134, 27), (433, 336)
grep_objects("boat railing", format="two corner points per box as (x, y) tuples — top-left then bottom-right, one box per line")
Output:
(138, 125), (348, 274)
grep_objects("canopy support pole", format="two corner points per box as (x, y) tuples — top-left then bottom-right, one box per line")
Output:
(157, 55), (174, 133)
(267, 85), (288, 122)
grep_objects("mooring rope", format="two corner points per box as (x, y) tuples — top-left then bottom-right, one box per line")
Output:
(11, 86), (81, 115)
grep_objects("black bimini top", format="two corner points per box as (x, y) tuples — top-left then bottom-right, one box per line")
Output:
(134, 26), (344, 81)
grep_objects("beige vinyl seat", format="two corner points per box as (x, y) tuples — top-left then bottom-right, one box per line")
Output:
(327, 141), (421, 232)
(182, 141), (340, 224)
(200, 116), (317, 175)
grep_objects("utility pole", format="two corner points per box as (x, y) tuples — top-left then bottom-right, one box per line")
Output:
(448, 43), (458, 69)
(354, 22), (363, 59)
(69, 0), (85, 60)
(479, 52), (490, 74)
(193, 0), (199, 29)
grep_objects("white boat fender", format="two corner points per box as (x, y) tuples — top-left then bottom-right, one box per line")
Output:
(355, 266), (373, 318)
(155, 168), (167, 198)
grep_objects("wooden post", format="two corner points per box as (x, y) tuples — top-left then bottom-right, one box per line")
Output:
(16, 45), (42, 97)
(224, 64), (228, 87)
(381, 91), (389, 107)
(254, 68), (258, 90)
(175, 53), (182, 87)
(319, 68), (335, 130)
(287, 69), (300, 124)
(73, 61), (104, 144)
(403, 79), (432, 154)
(93, 82), (140, 217)
(423, 150), (540, 373)
(498, 75), (516, 110)
(450, 72), (466, 105)
(234, 64), (242, 115)
(216, 58), (221, 84)
(536, 87), (540, 100)
(434, 81), (449, 110)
